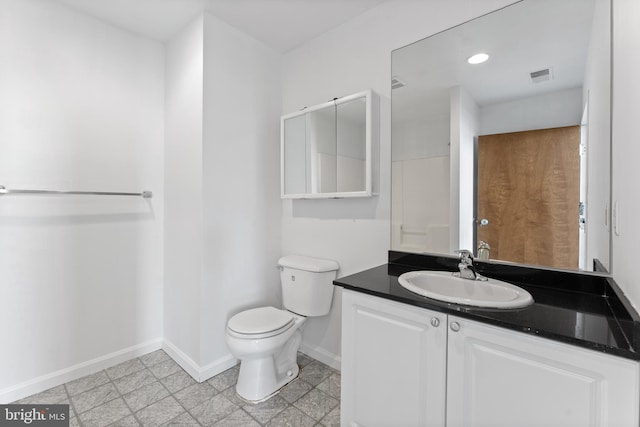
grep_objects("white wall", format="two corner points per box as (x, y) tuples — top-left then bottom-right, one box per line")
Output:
(283, 116), (308, 195)
(392, 113), (450, 162)
(479, 87), (583, 135)
(450, 86), (479, 252)
(201, 12), (282, 374)
(612, 0), (640, 310)
(584, 0), (611, 272)
(0, 0), (164, 401)
(164, 16), (204, 368)
(281, 0), (516, 368)
(164, 13), (283, 378)
(165, 12), (282, 379)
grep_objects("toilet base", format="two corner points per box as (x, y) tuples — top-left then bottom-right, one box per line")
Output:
(235, 329), (302, 402)
(237, 363), (299, 404)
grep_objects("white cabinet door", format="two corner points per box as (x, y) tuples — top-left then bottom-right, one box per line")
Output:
(341, 290), (447, 427)
(446, 316), (640, 427)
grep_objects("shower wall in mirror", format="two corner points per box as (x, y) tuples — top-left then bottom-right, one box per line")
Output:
(391, 0), (611, 272)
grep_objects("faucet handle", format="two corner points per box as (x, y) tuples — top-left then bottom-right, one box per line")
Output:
(455, 249), (474, 260)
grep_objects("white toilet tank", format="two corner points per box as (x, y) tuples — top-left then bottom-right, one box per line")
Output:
(278, 255), (339, 317)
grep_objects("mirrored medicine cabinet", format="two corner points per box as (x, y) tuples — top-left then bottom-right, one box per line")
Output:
(281, 90), (375, 199)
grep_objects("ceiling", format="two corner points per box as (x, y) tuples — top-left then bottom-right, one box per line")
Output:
(392, 0), (597, 118)
(55, 0), (388, 52)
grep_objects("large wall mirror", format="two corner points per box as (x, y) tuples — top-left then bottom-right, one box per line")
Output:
(391, 0), (611, 273)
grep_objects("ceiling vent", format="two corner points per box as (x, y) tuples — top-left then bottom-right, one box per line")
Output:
(391, 76), (406, 90)
(530, 67), (553, 84)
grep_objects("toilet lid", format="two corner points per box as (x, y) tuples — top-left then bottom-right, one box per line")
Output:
(228, 307), (295, 335)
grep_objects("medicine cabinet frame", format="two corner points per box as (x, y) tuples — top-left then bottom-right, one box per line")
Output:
(280, 89), (375, 199)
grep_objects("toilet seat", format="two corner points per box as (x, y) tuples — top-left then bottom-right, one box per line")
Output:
(228, 307), (295, 339)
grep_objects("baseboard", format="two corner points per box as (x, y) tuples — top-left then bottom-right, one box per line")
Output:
(300, 343), (341, 371)
(198, 354), (238, 382)
(162, 339), (238, 383)
(0, 338), (163, 404)
(161, 340), (201, 381)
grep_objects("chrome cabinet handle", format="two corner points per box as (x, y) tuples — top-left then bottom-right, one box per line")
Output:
(430, 317), (440, 328)
(450, 321), (460, 332)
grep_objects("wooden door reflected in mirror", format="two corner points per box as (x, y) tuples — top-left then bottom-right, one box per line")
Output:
(477, 126), (580, 269)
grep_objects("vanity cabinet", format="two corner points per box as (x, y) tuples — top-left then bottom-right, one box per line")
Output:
(446, 315), (639, 427)
(341, 290), (640, 427)
(341, 290), (447, 426)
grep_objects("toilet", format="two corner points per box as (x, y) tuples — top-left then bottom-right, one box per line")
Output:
(225, 255), (339, 402)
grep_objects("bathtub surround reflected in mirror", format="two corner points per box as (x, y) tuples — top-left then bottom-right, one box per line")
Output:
(391, 0), (611, 272)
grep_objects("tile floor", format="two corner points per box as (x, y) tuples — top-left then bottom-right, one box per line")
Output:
(12, 350), (340, 426)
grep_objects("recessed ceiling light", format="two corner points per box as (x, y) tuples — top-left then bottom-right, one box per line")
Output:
(467, 53), (489, 65)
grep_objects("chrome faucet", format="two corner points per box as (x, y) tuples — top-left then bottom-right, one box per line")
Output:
(455, 250), (487, 281)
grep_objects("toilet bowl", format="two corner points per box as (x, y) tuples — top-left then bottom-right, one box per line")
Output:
(226, 306), (305, 402)
(225, 255), (339, 402)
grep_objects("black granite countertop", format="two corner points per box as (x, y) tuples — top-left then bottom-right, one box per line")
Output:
(333, 251), (640, 361)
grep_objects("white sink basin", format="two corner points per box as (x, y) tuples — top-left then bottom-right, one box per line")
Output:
(397, 270), (534, 309)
